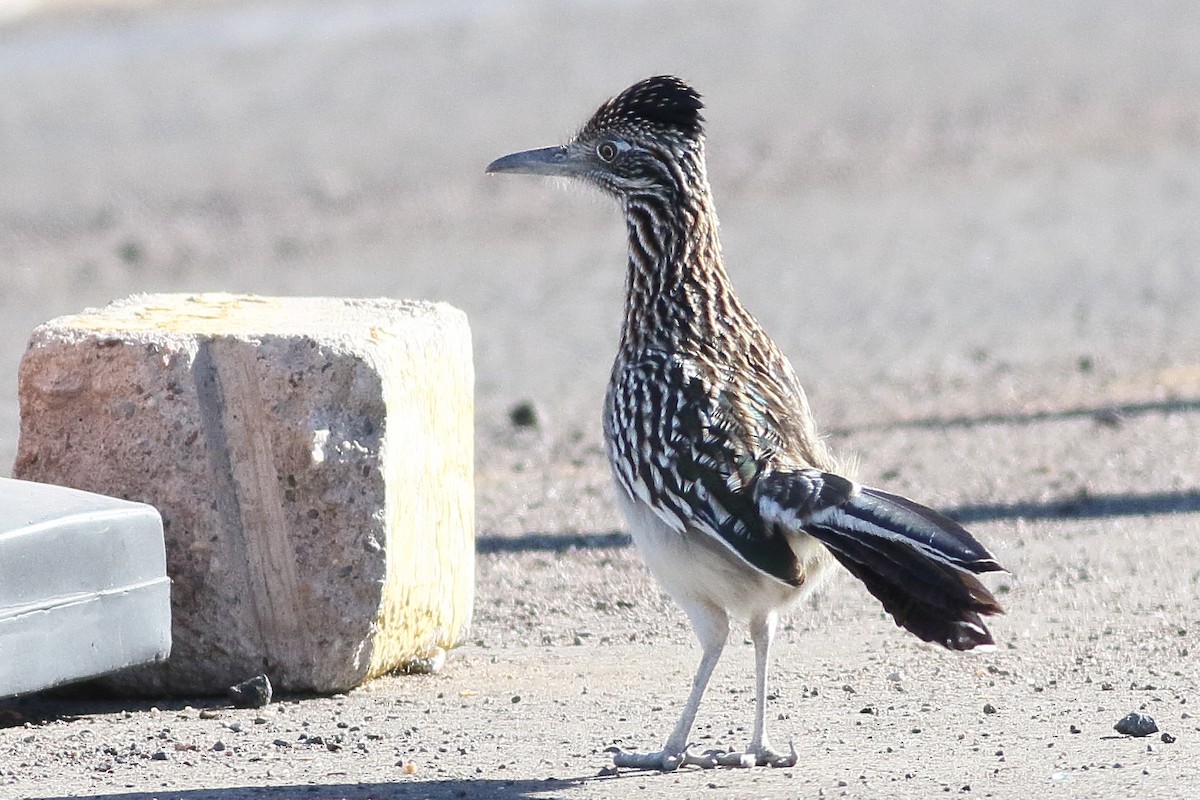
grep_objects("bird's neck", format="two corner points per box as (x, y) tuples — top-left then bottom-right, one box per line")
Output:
(618, 176), (748, 356)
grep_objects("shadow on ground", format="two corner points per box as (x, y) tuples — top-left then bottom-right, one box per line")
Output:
(477, 531), (630, 553)
(477, 487), (1200, 554)
(31, 777), (603, 800)
(828, 397), (1200, 435)
(947, 488), (1200, 523)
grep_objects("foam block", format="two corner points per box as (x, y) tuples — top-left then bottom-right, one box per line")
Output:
(0, 478), (170, 698)
(13, 294), (475, 695)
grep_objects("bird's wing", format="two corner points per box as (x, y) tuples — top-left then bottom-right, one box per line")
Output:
(756, 468), (1005, 650)
(607, 350), (812, 586)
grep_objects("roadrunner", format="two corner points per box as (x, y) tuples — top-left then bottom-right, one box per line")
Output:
(487, 76), (1005, 771)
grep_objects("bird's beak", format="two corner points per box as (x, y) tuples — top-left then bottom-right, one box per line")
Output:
(485, 145), (585, 178)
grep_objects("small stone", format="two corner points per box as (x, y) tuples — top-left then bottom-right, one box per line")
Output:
(272, 739), (291, 748)
(511, 695), (522, 704)
(198, 709), (220, 720)
(983, 703), (997, 714)
(1161, 732), (1176, 744)
(405, 646), (447, 675)
(151, 751), (168, 761)
(1114, 712), (1158, 737)
(508, 401), (542, 429)
(228, 673), (273, 708)
(212, 741), (226, 752)
(1069, 724), (1081, 734)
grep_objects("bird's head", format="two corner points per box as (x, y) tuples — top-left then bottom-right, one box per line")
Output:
(486, 75), (706, 200)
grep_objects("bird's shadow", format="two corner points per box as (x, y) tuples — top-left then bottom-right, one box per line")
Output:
(27, 777), (602, 800)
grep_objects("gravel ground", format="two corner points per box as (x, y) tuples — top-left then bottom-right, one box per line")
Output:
(1, 1), (1199, 798)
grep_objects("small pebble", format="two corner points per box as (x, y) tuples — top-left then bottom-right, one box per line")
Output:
(1161, 732), (1177, 744)
(212, 741), (226, 752)
(983, 703), (997, 715)
(228, 673), (273, 708)
(508, 401), (542, 429)
(406, 646), (447, 675)
(198, 709), (220, 720)
(1114, 712), (1158, 737)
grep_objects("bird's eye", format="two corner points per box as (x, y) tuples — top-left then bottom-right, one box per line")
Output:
(596, 141), (619, 163)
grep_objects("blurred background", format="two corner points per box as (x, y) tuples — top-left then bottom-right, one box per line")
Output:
(2, 0), (1198, 533)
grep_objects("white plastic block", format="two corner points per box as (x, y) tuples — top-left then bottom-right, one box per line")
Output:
(0, 477), (170, 698)
(13, 293), (475, 695)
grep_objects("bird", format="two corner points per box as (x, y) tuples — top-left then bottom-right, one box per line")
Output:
(486, 75), (1005, 771)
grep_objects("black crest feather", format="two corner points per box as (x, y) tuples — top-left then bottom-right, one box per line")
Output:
(583, 75), (705, 140)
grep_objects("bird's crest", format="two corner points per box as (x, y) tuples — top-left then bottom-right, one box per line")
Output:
(581, 75), (705, 142)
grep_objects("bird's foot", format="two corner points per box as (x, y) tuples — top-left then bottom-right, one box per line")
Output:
(609, 746), (721, 771)
(608, 740), (796, 770)
(703, 740), (798, 768)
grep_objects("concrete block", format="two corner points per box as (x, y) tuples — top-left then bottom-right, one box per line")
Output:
(13, 293), (474, 695)
(0, 477), (171, 698)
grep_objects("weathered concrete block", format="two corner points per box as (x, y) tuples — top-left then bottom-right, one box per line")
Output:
(13, 293), (474, 695)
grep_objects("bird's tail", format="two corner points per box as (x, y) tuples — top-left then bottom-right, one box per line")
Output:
(802, 483), (1005, 651)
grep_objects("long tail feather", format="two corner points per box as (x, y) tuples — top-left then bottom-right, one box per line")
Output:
(806, 485), (1004, 650)
(755, 469), (1005, 651)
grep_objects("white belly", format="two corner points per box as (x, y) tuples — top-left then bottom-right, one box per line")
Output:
(614, 487), (834, 623)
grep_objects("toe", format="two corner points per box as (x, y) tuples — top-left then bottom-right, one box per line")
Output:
(758, 740), (798, 768)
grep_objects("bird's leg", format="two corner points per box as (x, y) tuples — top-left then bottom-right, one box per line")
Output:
(748, 611), (796, 766)
(709, 611), (797, 768)
(612, 603), (729, 771)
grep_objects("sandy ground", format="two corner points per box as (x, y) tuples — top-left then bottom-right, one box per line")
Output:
(1, 0), (1200, 798)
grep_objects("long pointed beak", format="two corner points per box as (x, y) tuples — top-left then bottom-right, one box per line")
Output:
(485, 145), (583, 178)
